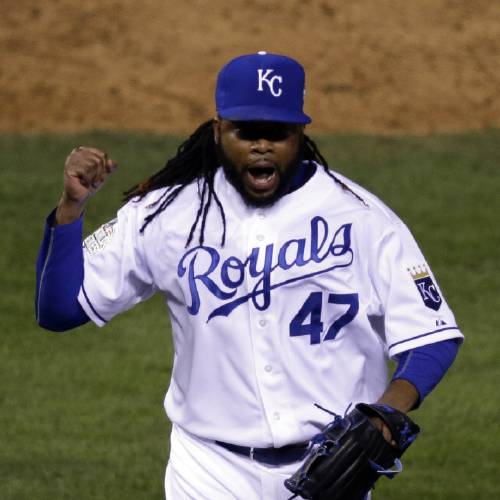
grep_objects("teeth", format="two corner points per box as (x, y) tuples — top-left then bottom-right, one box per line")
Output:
(249, 167), (274, 178)
(257, 172), (271, 179)
(246, 166), (276, 190)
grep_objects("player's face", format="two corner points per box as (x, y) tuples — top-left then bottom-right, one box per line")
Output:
(214, 118), (304, 207)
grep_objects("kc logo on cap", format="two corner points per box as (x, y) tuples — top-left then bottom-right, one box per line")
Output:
(257, 69), (283, 97)
(215, 51), (312, 124)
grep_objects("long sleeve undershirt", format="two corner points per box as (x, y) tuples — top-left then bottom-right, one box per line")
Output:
(35, 210), (89, 331)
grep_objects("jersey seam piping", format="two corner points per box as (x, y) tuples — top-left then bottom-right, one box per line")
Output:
(81, 284), (108, 324)
(36, 227), (55, 322)
(393, 350), (413, 378)
(388, 326), (459, 350)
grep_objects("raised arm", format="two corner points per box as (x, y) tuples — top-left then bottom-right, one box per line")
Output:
(35, 147), (117, 331)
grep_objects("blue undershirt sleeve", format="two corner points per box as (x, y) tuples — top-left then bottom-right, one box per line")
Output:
(35, 209), (89, 331)
(392, 339), (460, 407)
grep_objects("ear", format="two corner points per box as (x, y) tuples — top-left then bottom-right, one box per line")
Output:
(212, 117), (220, 144)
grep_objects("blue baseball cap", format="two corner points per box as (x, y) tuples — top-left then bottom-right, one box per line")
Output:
(215, 51), (312, 124)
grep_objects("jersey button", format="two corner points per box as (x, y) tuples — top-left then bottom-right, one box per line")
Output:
(273, 412), (280, 421)
(257, 212), (265, 219)
(264, 365), (272, 372)
(256, 234), (265, 241)
(259, 319), (267, 327)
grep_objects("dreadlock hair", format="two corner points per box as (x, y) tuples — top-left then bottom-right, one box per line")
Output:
(123, 119), (366, 248)
(123, 120), (224, 247)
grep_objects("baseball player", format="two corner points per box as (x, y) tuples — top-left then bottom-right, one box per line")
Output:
(36, 52), (462, 499)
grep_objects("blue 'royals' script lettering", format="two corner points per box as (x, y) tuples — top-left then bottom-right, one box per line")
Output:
(177, 216), (354, 321)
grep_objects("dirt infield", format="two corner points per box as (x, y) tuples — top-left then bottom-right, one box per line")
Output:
(2, 0), (500, 134)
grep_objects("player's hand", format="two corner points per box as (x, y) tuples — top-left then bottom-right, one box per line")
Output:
(371, 416), (397, 446)
(55, 146), (118, 225)
(63, 146), (117, 202)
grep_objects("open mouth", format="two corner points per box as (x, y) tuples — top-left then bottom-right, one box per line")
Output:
(245, 161), (278, 192)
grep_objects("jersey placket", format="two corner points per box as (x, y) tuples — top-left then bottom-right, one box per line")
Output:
(246, 209), (294, 448)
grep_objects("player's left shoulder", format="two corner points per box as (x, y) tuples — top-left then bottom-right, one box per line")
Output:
(329, 169), (401, 223)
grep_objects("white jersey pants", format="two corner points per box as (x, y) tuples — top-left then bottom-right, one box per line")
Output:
(165, 424), (370, 500)
(165, 424), (305, 500)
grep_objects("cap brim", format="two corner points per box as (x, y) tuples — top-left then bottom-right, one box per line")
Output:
(218, 105), (312, 124)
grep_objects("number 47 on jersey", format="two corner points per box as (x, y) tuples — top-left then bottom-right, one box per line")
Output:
(289, 292), (359, 345)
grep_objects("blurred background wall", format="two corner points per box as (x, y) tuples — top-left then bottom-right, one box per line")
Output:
(2, 0), (499, 135)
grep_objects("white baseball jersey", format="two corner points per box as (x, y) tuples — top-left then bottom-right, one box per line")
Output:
(78, 163), (463, 448)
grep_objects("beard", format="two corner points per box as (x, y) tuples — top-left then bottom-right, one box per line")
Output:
(215, 142), (304, 208)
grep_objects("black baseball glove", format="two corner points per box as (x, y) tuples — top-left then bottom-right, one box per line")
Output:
(284, 403), (420, 500)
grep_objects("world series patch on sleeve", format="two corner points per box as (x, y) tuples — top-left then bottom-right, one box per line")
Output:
(83, 219), (118, 255)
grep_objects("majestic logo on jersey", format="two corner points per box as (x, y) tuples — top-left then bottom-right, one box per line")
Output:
(257, 69), (283, 97)
(178, 216), (353, 321)
(409, 266), (442, 311)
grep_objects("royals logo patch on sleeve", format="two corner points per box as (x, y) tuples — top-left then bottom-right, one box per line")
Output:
(408, 266), (442, 311)
(83, 218), (118, 255)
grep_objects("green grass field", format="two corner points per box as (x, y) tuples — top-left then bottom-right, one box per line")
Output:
(1, 130), (499, 499)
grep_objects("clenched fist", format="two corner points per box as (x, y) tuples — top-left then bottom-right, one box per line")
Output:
(55, 146), (118, 225)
